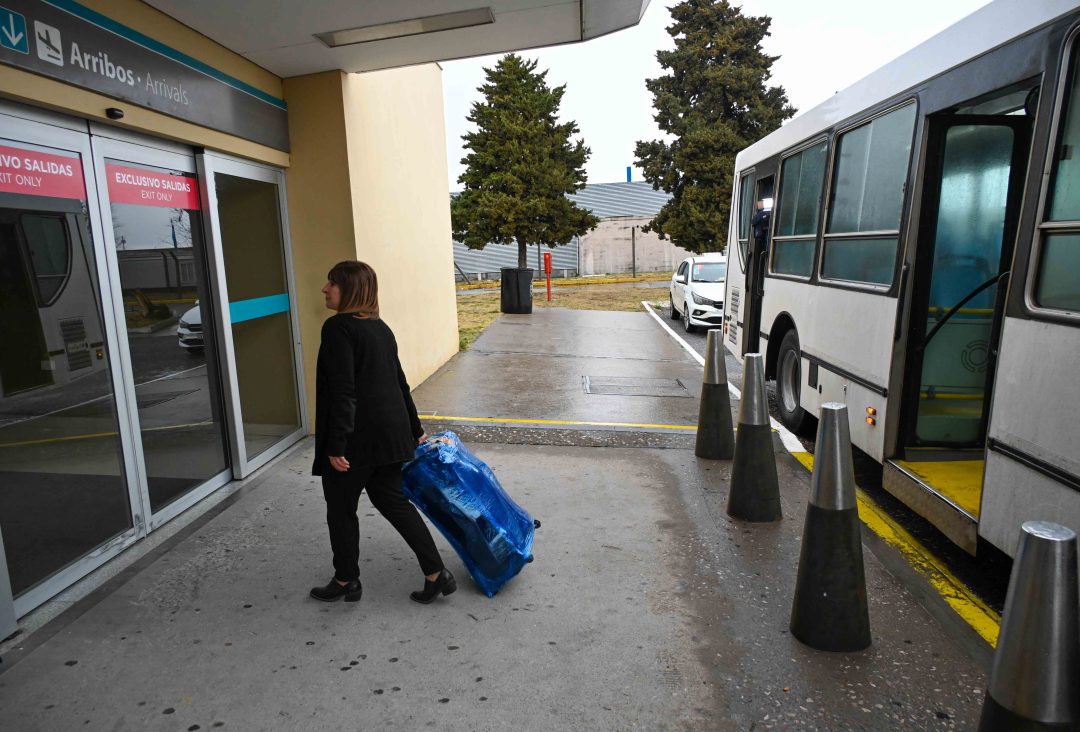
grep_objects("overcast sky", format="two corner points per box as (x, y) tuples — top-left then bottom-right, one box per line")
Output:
(442, 0), (992, 189)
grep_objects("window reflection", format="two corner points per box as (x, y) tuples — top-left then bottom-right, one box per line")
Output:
(106, 160), (228, 512)
(0, 142), (130, 597)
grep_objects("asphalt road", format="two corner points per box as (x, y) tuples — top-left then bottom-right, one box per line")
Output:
(657, 318), (1013, 614)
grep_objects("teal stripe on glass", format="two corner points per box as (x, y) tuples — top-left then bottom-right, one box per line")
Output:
(230, 293), (290, 324)
(43, 0), (288, 110)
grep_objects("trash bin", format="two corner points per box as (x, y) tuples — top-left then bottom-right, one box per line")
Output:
(500, 267), (533, 314)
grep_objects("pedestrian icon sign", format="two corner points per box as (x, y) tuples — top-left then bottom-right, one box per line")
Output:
(0, 5), (28, 55)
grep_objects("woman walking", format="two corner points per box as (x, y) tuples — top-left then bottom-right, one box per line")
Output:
(310, 260), (455, 604)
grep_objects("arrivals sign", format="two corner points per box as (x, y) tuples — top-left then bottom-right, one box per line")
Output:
(0, 143), (85, 199)
(0, 0), (289, 151)
(105, 163), (200, 210)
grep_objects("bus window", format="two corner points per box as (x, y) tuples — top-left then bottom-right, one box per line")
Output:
(822, 103), (917, 285)
(773, 140), (827, 276)
(1036, 46), (1080, 312)
(20, 214), (71, 306)
(736, 171), (755, 265)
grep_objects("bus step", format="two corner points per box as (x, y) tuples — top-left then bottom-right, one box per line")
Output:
(882, 458), (984, 555)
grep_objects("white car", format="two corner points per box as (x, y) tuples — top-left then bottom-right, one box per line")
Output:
(176, 302), (204, 352)
(669, 254), (727, 333)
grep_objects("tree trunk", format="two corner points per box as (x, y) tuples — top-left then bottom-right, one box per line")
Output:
(517, 238), (527, 269)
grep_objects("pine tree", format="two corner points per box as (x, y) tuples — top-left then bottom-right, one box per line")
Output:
(452, 54), (598, 269)
(635, 0), (795, 253)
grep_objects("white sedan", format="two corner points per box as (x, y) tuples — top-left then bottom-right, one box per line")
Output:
(669, 254), (727, 333)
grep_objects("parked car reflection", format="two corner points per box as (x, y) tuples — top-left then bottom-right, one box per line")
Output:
(177, 302), (203, 352)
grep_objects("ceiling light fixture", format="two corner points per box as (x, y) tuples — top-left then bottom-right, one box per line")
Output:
(315, 7), (495, 48)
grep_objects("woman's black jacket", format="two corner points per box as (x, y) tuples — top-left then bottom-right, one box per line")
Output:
(312, 313), (423, 476)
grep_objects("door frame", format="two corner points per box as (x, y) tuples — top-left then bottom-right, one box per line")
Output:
(742, 174), (775, 355)
(0, 103), (142, 617)
(88, 132), (233, 532)
(197, 151), (308, 479)
(897, 114), (1033, 451)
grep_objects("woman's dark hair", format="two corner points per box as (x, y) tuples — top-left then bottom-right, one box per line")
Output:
(328, 260), (379, 318)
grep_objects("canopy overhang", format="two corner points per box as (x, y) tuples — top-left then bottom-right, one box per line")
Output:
(143, 0), (650, 77)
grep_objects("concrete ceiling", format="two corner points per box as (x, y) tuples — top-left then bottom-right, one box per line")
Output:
(144, 1), (650, 78)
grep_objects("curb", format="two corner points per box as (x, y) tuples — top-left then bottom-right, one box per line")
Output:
(641, 300), (1001, 656)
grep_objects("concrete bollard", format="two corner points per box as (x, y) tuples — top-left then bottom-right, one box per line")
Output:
(978, 521), (1080, 731)
(726, 353), (781, 522)
(694, 330), (735, 460)
(789, 403), (871, 652)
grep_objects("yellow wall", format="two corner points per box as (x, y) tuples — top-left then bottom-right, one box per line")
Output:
(342, 64), (459, 394)
(281, 71), (357, 426)
(0, 0), (288, 166)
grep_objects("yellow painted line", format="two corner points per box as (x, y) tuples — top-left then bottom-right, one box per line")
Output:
(790, 451), (1000, 647)
(0, 421), (214, 449)
(431, 415), (698, 430)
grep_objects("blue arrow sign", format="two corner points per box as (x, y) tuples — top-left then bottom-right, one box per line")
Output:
(0, 5), (28, 54)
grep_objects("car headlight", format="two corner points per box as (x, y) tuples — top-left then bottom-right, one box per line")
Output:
(691, 292), (708, 305)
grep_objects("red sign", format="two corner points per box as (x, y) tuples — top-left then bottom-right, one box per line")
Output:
(106, 164), (200, 210)
(0, 145), (87, 200)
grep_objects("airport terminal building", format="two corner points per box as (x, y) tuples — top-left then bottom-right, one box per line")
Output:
(0, 0), (647, 630)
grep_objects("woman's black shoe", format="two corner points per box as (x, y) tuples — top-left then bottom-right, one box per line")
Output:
(410, 569), (456, 604)
(310, 578), (363, 602)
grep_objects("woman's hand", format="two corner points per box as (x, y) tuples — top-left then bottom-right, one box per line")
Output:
(329, 455), (350, 472)
(417, 433), (429, 445)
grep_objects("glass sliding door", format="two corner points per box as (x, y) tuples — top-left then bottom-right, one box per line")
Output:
(199, 153), (304, 476)
(92, 137), (231, 527)
(0, 113), (137, 613)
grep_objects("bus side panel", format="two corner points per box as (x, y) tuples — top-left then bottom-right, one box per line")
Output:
(760, 280), (894, 459)
(980, 316), (1080, 556)
(35, 212), (106, 387)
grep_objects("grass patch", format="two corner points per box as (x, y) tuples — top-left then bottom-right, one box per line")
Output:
(457, 272), (668, 291)
(456, 283), (667, 350)
(456, 294), (503, 351)
(534, 286), (663, 312)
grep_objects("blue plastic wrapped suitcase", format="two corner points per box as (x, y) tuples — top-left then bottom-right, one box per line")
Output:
(401, 431), (536, 597)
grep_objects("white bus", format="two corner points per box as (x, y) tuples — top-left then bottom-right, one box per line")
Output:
(723, 0), (1080, 558)
(0, 195), (108, 406)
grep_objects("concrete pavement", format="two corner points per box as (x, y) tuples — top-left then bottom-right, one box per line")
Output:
(0, 308), (985, 730)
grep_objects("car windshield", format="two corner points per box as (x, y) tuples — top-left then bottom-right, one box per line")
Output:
(692, 262), (726, 283)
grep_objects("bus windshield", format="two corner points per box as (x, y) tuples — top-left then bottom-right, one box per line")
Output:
(692, 262), (726, 283)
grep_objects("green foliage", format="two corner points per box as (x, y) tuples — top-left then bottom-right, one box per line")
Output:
(451, 54), (599, 268)
(635, 0), (795, 253)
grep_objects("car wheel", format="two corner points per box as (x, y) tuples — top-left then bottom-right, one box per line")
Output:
(683, 306), (696, 333)
(776, 329), (807, 433)
(669, 295), (680, 321)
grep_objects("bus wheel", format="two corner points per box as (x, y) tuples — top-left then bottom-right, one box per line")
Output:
(777, 329), (807, 433)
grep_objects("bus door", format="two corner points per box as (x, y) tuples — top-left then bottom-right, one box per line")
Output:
(904, 115), (1032, 448)
(888, 114), (1031, 550)
(743, 175), (775, 355)
(0, 206), (53, 395)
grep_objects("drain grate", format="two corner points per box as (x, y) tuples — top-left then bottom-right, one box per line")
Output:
(583, 376), (690, 398)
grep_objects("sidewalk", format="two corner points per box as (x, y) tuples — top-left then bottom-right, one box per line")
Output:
(0, 309), (984, 730)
